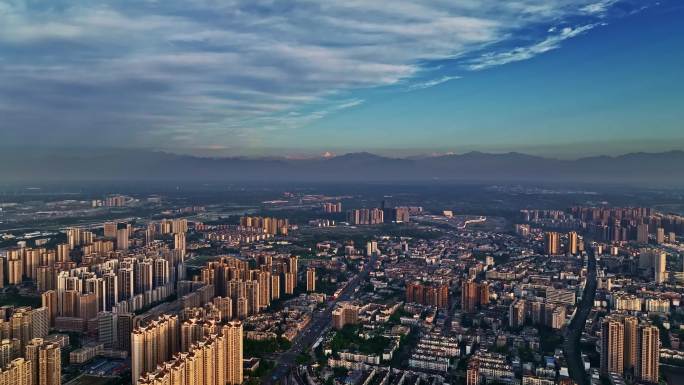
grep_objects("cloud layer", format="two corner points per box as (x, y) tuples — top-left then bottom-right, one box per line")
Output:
(0, 0), (632, 149)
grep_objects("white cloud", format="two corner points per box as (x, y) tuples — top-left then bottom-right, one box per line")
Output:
(408, 76), (461, 90)
(0, 0), (626, 149)
(468, 24), (598, 70)
(581, 0), (619, 16)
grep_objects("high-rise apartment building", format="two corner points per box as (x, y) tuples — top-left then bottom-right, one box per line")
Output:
(38, 342), (61, 385)
(637, 223), (649, 243)
(284, 272), (295, 295)
(56, 243), (70, 263)
(0, 357), (32, 385)
(600, 317), (625, 375)
(174, 233), (186, 257)
(138, 321), (243, 385)
(116, 313), (134, 352)
(461, 280), (480, 313)
(366, 241), (378, 256)
(131, 315), (180, 385)
(271, 275), (280, 301)
(257, 271), (271, 310)
(103, 222), (118, 239)
(172, 218), (188, 234)
(654, 251), (667, 284)
(322, 202), (343, 213)
(406, 281), (449, 309)
(41, 291), (57, 327)
(306, 268), (316, 292)
(239, 216), (288, 235)
(346, 208), (384, 225)
(623, 316), (638, 372)
(116, 228), (129, 251)
(509, 300), (525, 328)
(224, 321), (243, 385)
(544, 232), (560, 255)
(636, 325), (659, 383)
(288, 255), (298, 279)
(332, 303), (359, 330)
(118, 267), (134, 301)
(567, 232), (579, 255)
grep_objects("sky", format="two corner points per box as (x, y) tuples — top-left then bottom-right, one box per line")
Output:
(1, 0), (682, 158)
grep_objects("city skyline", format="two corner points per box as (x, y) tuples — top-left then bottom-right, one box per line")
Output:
(2, 0), (683, 157)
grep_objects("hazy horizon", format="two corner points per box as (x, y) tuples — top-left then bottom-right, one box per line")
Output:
(2, 139), (684, 161)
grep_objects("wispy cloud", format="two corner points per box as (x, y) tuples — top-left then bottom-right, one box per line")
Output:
(468, 24), (598, 70)
(408, 76), (461, 90)
(0, 0), (630, 149)
(581, 0), (620, 16)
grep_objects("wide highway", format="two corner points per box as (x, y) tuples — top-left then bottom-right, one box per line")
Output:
(563, 249), (597, 385)
(263, 254), (377, 385)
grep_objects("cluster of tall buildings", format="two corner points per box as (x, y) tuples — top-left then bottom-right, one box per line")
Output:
(346, 203), (412, 226)
(382, 205), (410, 223)
(405, 281), (449, 309)
(238, 216), (289, 235)
(527, 207), (683, 244)
(0, 217), (188, 297)
(39, 246), (180, 332)
(577, 208), (682, 244)
(199, 255), (298, 320)
(572, 207), (684, 238)
(95, 312), (134, 352)
(639, 249), (668, 284)
(133, 315), (243, 385)
(1, 246), (69, 287)
(543, 231), (581, 255)
(461, 281), (490, 313)
(321, 202), (343, 213)
(600, 316), (659, 383)
(589, 222), (668, 244)
(0, 218), (199, 385)
(93, 195), (130, 207)
(101, 222), (135, 251)
(0, 306), (50, 363)
(27, 338), (61, 385)
(507, 299), (566, 330)
(346, 208), (384, 225)
(570, 207), (654, 222)
(0, 307), (61, 385)
(131, 314), (181, 383)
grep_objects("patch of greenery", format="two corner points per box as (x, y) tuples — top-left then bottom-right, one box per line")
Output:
(388, 306), (411, 325)
(650, 315), (672, 349)
(333, 367), (348, 379)
(517, 346), (535, 363)
(296, 353), (312, 365)
(538, 326), (564, 354)
(0, 288), (41, 307)
(251, 359), (275, 378)
(244, 338), (291, 358)
(390, 327), (419, 367)
(331, 325), (389, 356)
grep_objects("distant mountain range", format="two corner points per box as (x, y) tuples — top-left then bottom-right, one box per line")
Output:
(0, 148), (682, 185)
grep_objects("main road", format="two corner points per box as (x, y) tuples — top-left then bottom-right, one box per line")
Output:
(563, 248), (597, 385)
(263, 254), (378, 385)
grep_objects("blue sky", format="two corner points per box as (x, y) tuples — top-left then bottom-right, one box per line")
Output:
(0, 0), (682, 158)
